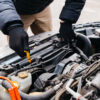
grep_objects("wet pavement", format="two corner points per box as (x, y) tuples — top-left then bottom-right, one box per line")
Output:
(0, 0), (100, 47)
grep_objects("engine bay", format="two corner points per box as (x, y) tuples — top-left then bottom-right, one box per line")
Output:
(0, 22), (100, 100)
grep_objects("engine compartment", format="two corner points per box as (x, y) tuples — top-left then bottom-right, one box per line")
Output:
(0, 22), (100, 100)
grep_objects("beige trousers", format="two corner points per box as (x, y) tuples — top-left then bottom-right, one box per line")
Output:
(20, 6), (52, 34)
(7, 7), (52, 41)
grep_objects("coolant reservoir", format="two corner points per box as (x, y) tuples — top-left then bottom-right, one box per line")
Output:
(11, 71), (32, 93)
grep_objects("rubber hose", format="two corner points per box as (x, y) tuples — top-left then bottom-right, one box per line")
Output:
(2, 80), (12, 89)
(2, 80), (56, 100)
(76, 33), (92, 56)
(20, 88), (55, 100)
(74, 47), (88, 61)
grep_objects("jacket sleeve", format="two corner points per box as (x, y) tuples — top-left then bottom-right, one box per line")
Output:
(0, 0), (22, 34)
(60, 0), (86, 23)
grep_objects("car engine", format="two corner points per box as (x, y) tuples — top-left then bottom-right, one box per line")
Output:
(0, 22), (100, 100)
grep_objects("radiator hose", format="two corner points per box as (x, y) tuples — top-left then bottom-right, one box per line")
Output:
(2, 80), (62, 100)
(76, 33), (92, 57)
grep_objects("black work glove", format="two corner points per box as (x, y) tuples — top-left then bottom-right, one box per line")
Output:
(8, 27), (29, 57)
(59, 20), (76, 44)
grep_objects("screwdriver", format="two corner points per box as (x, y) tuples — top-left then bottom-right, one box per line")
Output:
(24, 50), (31, 63)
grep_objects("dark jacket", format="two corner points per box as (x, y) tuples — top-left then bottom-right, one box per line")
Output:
(60, 0), (86, 23)
(14, 0), (53, 14)
(0, 0), (86, 34)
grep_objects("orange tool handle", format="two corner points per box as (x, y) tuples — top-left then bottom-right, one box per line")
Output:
(8, 88), (17, 100)
(24, 50), (31, 63)
(14, 87), (21, 100)
(0, 76), (21, 100)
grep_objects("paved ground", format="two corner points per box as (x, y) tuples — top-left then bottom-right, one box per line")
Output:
(0, 0), (100, 47)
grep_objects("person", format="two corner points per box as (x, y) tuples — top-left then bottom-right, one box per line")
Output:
(0, 0), (86, 57)
(59, 0), (86, 44)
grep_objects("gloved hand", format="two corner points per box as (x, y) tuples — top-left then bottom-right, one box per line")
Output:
(59, 20), (76, 44)
(8, 27), (29, 57)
